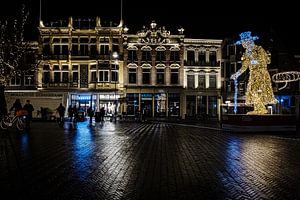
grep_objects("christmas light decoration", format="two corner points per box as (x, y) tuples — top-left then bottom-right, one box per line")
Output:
(233, 72), (239, 114)
(272, 71), (300, 90)
(231, 31), (277, 115)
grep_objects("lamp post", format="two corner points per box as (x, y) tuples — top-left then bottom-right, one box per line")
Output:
(112, 52), (119, 122)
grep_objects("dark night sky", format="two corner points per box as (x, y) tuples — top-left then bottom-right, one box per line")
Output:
(1, 0), (300, 54)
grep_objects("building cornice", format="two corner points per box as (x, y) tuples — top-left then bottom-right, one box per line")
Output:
(184, 38), (222, 45)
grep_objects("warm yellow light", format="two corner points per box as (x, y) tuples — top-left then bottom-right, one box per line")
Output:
(231, 32), (277, 115)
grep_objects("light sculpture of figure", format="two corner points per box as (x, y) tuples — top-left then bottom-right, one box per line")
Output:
(231, 31), (277, 115)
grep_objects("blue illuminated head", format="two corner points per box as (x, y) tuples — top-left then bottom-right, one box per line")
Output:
(235, 31), (259, 45)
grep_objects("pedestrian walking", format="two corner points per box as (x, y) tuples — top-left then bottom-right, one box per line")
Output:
(23, 100), (34, 129)
(87, 106), (94, 123)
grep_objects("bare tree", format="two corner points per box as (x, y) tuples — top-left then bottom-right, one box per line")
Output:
(0, 5), (38, 116)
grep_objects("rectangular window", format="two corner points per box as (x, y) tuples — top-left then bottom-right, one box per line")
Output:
(72, 44), (78, 55)
(62, 72), (69, 82)
(128, 68), (137, 84)
(111, 71), (118, 82)
(156, 69), (164, 84)
(142, 51), (151, 62)
(156, 51), (166, 62)
(80, 38), (89, 43)
(128, 50), (137, 62)
(170, 69), (178, 84)
(170, 51), (180, 62)
(54, 72), (61, 82)
(100, 45), (109, 55)
(10, 76), (21, 86)
(99, 71), (109, 82)
(209, 51), (217, 66)
(61, 38), (68, 43)
(187, 51), (195, 65)
(142, 69), (151, 84)
(80, 44), (89, 56)
(43, 71), (50, 84)
(90, 44), (97, 55)
(112, 44), (119, 52)
(53, 38), (60, 43)
(72, 38), (78, 43)
(91, 71), (97, 82)
(43, 44), (50, 55)
(90, 65), (97, 82)
(209, 74), (216, 88)
(187, 75), (195, 89)
(198, 74), (206, 89)
(62, 45), (68, 55)
(72, 72), (78, 83)
(198, 51), (206, 65)
(54, 45), (60, 55)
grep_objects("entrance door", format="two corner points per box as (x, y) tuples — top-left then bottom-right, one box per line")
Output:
(141, 93), (153, 117)
(141, 100), (152, 117)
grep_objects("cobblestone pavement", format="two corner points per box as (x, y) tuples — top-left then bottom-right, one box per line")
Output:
(1, 120), (300, 199)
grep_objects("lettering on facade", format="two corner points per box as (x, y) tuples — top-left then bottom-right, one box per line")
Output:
(9, 93), (63, 97)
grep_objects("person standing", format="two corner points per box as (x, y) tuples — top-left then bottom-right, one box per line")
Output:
(10, 99), (22, 115)
(56, 103), (66, 125)
(87, 106), (94, 123)
(67, 105), (73, 122)
(23, 100), (34, 129)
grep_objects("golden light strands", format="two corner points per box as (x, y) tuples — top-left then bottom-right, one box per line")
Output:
(231, 31), (277, 115)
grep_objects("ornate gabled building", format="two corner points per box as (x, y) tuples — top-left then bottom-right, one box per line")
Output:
(122, 21), (185, 118)
(183, 38), (223, 120)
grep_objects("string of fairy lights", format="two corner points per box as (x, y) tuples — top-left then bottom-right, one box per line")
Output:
(232, 31), (276, 115)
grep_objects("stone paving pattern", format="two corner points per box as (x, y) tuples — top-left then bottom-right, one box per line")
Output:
(1, 121), (300, 199)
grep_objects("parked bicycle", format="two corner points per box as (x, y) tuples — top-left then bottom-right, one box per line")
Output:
(0, 110), (27, 131)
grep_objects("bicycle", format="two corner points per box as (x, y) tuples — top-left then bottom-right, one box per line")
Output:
(56, 114), (65, 127)
(0, 111), (27, 131)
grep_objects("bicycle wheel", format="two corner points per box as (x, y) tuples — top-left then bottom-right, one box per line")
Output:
(0, 119), (8, 129)
(16, 118), (25, 131)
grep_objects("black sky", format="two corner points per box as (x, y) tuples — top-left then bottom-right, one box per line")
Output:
(1, 0), (300, 53)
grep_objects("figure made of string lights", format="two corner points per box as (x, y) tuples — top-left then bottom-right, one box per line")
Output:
(231, 31), (277, 115)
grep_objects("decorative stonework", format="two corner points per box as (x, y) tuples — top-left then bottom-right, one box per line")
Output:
(137, 21), (171, 44)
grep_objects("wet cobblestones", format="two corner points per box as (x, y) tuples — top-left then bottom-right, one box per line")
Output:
(1, 121), (300, 199)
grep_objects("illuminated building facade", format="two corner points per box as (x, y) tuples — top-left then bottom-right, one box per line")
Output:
(35, 17), (124, 116)
(5, 18), (225, 120)
(122, 21), (184, 118)
(183, 38), (223, 120)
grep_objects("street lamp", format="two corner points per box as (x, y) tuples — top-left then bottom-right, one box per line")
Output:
(112, 52), (119, 122)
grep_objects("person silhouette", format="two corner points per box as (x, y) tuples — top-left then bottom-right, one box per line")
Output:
(231, 31), (277, 115)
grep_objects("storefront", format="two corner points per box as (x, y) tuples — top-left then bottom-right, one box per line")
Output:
(68, 93), (120, 117)
(124, 92), (181, 118)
